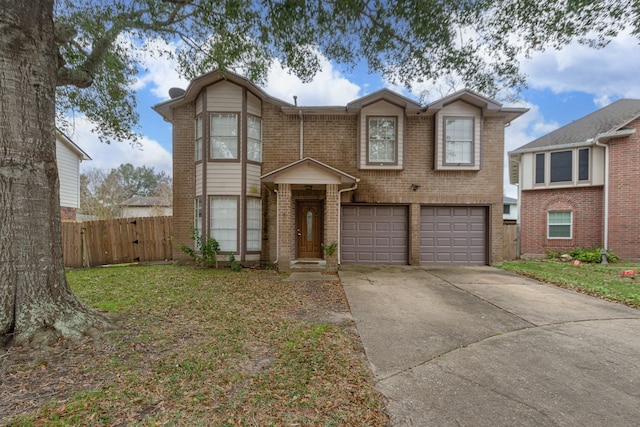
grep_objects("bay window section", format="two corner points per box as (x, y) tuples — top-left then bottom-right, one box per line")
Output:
(246, 198), (262, 252)
(548, 211), (572, 239)
(247, 115), (262, 162)
(210, 197), (238, 252)
(444, 117), (474, 164)
(195, 116), (203, 161)
(368, 117), (396, 163)
(194, 198), (202, 237)
(211, 113), (238, 159)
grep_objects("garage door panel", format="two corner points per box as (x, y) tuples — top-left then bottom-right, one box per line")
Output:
(420, 206), (486, 265)
(341, 205), (408, 264)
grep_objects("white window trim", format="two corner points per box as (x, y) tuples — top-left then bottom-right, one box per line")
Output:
(547, 211), (573, 239)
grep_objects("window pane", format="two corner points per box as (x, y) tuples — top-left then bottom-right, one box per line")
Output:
(210, 197), (237, 251)
(548, 211), (571, 238)
(195, 116), (203, 161)
(246, 198), (262, 251)
(550, 151), (572, 182)
(248, 116), (262, 162)
(368, 117), (396, 163)
(579, 148), (589, 181)
(535, 153), (545, 184)
(445, 118), (473, 164)
(211, 113), (238, 159)
(194, 199), (202, 236)
(503, 204), (510, 215)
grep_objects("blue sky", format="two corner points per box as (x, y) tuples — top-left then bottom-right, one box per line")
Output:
(66, 31), (640, 198)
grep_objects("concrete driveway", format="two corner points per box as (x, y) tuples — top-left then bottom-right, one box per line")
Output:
(339, 265), (640, 427)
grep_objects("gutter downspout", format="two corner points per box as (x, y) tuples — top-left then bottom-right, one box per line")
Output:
(337, 180), (359, 265)
(594, 139), (610, 251)
(592, 129), (636, 251)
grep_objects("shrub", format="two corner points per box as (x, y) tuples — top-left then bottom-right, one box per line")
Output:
(568, 247), (618, 263)
(177, 227), (220, 268)
(229, 254), (241, 272)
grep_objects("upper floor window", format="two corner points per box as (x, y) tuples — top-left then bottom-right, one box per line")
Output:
(535, 148), (590, 185)
(503, 204), (510, 215)
(211, 113), (238, 159)
(194, 116), (203, 162)
(444, 117), (474, 165)
(247, 115), (262, 162)
(368, 117), (397, 164)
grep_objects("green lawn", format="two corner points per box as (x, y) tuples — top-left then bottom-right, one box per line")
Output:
(500, 260), (640, 309)
(3, 265), (388, 426)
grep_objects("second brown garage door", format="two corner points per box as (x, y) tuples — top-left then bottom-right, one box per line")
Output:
(420, 206), (487, 264)
(341, 205), (408, 264)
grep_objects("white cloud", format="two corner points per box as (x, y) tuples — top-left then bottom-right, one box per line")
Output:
(61, 115), (172, 175)
(128, 37), (190, 101)
(522, 31), (640, 101)
(263, 56), (362, 105)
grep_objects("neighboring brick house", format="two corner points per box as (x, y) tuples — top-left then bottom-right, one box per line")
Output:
(56, 130), (91, 221)
(509, 99), (640, 260)
(154, 70), (527, 270)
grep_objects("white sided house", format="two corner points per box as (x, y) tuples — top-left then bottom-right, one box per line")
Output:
(56, 131), (91, 220)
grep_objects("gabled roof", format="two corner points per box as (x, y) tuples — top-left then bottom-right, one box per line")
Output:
(153, 69), (293, 122)
(56, 130), (91, 161)
(511, 99), (640, 154)
(423, 89), (527, 123)
(261, 157), (358, 184)
(347, 88), (422, 111)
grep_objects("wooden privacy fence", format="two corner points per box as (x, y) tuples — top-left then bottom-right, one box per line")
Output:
(61, 216), (173, 268)
(503, 221), (518, 261)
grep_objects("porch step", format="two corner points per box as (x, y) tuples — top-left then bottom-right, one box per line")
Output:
(290, 259), (326, 272)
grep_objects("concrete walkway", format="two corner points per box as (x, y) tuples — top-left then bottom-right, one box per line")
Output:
(339, 265), (640, 427)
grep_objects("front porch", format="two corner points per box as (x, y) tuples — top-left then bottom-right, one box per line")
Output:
(261, 157), (358, 272)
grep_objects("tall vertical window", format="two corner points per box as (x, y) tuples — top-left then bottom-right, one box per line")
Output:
(194, 116), (203, 161)
(246, 198), (262, 251)
(548, 211), (572, 238)
(368, 117), (396, 163)
(194, 198), (202, 236)
(578, 148), (589, 181)
(211, 113), (238, 159)
(247, 116), (262, 162)
(444, 117), (474, 164)
(535, 153), (545, 184)
(550, 150), (572, 182)
(210, 197), (237, 252)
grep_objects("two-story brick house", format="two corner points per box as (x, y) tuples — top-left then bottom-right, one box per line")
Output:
(154, 70), (527, 270)
(509, 99), (640, 260)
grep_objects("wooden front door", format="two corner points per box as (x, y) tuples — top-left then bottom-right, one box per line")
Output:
(297, 201), (323, 258)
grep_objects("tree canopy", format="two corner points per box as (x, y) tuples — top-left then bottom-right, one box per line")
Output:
(80, 164), (172, 219)
(54, 0), (640, 144)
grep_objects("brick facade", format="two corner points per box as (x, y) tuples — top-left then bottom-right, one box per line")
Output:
(60, 206), (76, 221)
(608, 118), (640, 259)
(518, 116), (640, 260)
(159, 72), (522, 268)
(520, 187), (604, 256)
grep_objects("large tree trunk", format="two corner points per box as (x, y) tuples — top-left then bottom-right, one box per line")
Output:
(0, 0), (108, 347)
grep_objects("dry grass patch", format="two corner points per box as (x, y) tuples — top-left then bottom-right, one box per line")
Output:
(1, 265), (388, 426)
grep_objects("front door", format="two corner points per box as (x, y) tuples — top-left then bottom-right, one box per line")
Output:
(297, 201), (323, 258)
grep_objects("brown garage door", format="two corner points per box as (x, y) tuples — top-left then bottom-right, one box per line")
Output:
(341, 205), (408, 264)
(420, 206), (486, 264)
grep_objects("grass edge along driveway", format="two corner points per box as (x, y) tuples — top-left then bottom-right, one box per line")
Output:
(2, 265), (388, 426)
